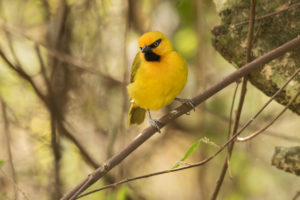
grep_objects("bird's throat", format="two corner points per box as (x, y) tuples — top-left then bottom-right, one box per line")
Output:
(144, 52), (160, 62)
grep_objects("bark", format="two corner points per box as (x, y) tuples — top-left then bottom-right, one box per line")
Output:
(272, 146), (300, 176)
(212, 0), (300, 114)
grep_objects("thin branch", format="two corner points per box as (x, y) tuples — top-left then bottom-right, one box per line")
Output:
(0, 168), (30, 200)
(236, 90), (300, 142)
(233, 2), (300, 27)
(205, 109), (300, 143)
(0, 48), (48, 104)
(211, 1), (256, 199)
(225, 82), (240, 179)
(227, 83), (239, 141)
(76, 67), (300, 199)
(35, 45), (52, 91)
(0, 0), (22, 68)
(293, 191), (300, 200)
(0, 48), (100, 170)
(60, 34), (300, 200)
(0, 20), (122, 86)
(59, 122), (100, 168)
(0, 99), (18, 200)
(75, 129), (245, 199)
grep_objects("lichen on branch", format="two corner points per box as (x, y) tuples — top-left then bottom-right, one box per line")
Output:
(212, 0), (300, 114)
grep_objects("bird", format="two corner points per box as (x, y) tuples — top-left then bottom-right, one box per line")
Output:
(127, 31), (194, 132)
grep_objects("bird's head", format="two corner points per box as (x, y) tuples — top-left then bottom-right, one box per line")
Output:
(138, 31), (173, 62)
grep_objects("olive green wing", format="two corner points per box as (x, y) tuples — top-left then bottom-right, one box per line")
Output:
(128, 52), (146, 126)
(130, 52), (142, 83)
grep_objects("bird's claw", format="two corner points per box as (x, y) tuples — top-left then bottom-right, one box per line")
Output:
(149, 119), (161, 133)
(185, 99), (196, 111)
(175, 98), (196, 111)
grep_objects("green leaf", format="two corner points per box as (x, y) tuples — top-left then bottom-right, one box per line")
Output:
(172, 163), (180, 169)
(181, 140), (202, 161)
(172, 140), (202, 169)
(200, 137), (220, 148)
(0, 160), (4, 167)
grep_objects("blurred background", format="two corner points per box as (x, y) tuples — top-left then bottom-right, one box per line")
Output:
(0, 0), (300, 200)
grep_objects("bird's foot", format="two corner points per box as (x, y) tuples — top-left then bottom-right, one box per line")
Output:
(175, 97), (196, 111)
(147, 110), (161, 133)
(148, 118), (161, 133)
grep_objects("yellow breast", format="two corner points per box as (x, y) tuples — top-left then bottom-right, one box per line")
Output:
(127, 51), (187, 110)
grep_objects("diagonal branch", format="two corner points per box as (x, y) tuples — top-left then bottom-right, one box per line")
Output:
(236, 73), (300, 142)
(233, 2), (300, 27)
(0, 48), (100, 170)
(237, 90), (300, 142)
(76, 67), (300, 199)
(60, 34), (300, 200)
(205, 109), (300, 143)
(0, 20), (122, 86)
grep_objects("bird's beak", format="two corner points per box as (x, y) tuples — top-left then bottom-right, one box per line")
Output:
(141, 45), (152, 53)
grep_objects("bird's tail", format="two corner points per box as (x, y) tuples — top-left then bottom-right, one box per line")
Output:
(127, 103), (146, 126)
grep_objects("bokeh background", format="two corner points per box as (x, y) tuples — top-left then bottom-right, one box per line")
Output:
(0, 0), (299, 200)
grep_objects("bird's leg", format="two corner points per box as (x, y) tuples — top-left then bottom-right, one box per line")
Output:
(175, 97), (196, 111)
(147, 110), (161, 133)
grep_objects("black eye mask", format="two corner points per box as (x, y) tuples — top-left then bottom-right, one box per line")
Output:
(141, 39), (162, 62)
(149, 39), (162, 48)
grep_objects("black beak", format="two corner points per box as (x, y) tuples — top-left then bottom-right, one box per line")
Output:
(141, 45), (152, 53)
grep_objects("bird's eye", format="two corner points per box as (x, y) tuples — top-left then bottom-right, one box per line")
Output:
(150, 39), (162, 48)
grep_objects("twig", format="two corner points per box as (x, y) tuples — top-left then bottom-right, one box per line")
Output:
(0, 48), (101, 170)
(0, 20), (122, 86)
(59, 122), (100, 168)
(0, 1), (22, 68)
(60, 34), (300, 200)
(35, 45), (52, 91)
(76, 66), (300, 199)
(226, 82), (240, 179)
(0, 168), (30, 200)
(75, 128), (246, 199)
(0, 99), (18, 200)
(237, 90), (300, 142)
(0, 45), (48, 104)
(233, 67), (300, 140)
(205, 109), (300, 143)
(210, 1), (256, 199)
(293, 191), (300, 200)
(233, 2), (300, 27)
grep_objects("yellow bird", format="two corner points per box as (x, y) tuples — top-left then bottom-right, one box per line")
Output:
(127, 31), (193, 132)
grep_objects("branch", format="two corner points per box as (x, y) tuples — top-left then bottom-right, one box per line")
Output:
(59, 122), (100, 168)
(211, 0), (256, 198)
(0, 98), (18, 199)
(292, 191), (300, 200)
(233, 2), (300, 27)
(205, 109), (300, 143)
(0, 48), (100, 170)
(0, 20), (122, 86)
(236, 88), (300, 142)
(60, 34), (300, 200)
(76, 66), (300, 199)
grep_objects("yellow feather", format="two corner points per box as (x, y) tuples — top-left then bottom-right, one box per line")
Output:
(127, 31), (188, 126)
